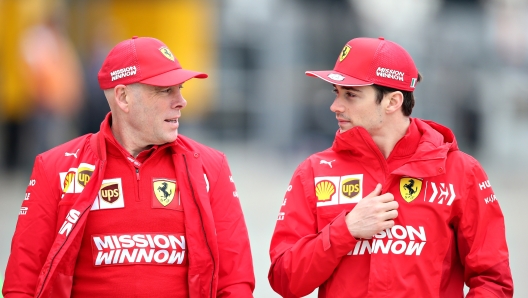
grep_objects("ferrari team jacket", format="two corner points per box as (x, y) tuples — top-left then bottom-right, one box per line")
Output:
(3, 114), (255, 298)
(269, 118), (513, 298)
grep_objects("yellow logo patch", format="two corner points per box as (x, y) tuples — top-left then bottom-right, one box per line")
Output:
(339, 45), (351, 62)
(315, 180), (336, 202)
(154, 180), (176, 206)
(400, 177), (422, 203)
(77, 167), (93, 187)
(159, 47), (175, 61)
(341, 178), (360, 199)
(63, 172), (75, 193)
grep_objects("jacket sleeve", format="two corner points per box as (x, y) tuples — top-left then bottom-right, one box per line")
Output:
(268, 162), (358, 297)
(3, 155), (59, 298)
(208, 155), (255, 297)
(458, 160), (513, 297)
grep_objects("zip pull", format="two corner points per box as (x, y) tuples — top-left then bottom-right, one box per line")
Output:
(136, 168), (140, 180)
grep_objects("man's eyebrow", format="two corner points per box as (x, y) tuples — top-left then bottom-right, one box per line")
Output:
(332, 85), (362, 92)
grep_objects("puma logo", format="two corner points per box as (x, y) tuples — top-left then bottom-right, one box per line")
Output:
(320, 160), (335, 168)
(65, 149), (80, 159)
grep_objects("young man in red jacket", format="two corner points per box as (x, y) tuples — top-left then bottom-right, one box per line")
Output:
(3, 36), (255, 298)
(269, 37), (513, 297)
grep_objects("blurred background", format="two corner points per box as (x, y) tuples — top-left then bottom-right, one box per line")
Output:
(0, 0), (527, 296)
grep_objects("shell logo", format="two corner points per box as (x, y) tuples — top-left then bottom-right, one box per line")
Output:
(315, 180), (336, 202)
(63, 172), (75, 193)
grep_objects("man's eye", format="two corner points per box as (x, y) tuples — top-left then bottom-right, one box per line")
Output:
(332, 89), (338, 94)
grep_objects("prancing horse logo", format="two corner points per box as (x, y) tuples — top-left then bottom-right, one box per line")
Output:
(157, 182), (172, 200)
(153, 179), (176, 207)
(399, 177), (422, 203)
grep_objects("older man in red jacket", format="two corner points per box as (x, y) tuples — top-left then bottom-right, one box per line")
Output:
(4, 36), (255, 298)
(269, 37), (513, 297)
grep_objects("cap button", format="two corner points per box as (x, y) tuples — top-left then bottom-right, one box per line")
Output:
(132, 36), (138, 39)
(378, 37), (385, 40)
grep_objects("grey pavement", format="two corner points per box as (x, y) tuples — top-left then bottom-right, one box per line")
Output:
(0, 142), (525, 297)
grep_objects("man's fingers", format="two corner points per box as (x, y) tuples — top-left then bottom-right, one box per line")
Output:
(381, 209), (398, 221)
(364, 183), (382, 199)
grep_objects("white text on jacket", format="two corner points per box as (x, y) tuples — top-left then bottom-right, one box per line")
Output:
(91, 233), (186, 266)
(348, 225), (426, 256)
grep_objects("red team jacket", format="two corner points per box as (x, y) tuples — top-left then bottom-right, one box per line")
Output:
(269, 118), (513, 298)
(3, 114), (255, 298)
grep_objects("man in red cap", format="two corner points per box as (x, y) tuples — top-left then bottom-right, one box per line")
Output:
(269, 37), (513, 297)
(3, 36), (255, 297)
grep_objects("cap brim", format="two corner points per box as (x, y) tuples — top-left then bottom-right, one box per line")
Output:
(305, 70), (372, 87)
(140, 69), (208, 86)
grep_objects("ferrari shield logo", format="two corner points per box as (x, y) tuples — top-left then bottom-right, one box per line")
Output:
(154, 180), (176, 206)
(159, 47), (175, 61)
(400, 177), (422, 203)
(339, 45), (351, 62)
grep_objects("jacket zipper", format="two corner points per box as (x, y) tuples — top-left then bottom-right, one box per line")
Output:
(183, 155), (215, 298)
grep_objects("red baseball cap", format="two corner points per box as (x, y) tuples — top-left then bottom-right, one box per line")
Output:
(306, 37), (418, 91)
(98, 36), (208, 89)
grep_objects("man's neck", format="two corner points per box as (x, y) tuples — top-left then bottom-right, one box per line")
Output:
(110, 122), (148, 158)
(371, 117), (411, 159)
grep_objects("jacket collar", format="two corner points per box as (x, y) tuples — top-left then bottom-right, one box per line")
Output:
(331, 118), (459, 177)
(93, 112), (192, 160)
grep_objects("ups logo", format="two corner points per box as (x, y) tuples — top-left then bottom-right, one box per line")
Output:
(77, 168), (93, 187)
(341, 178), (360, 198)
(100, 183), (120, 203)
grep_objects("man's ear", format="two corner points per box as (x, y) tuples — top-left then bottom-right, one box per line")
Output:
(113, 85), (130, 113)
(385, 91), (404, 114)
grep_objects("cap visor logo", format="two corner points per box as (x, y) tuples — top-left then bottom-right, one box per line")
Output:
(328, 73), (345, 81)
(159, 47), (175, 61)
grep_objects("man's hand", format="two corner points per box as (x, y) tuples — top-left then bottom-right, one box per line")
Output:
(345, 184), (398, 239)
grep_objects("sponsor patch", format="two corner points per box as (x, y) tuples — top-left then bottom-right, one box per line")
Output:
(58, 209), (80, 236)
(484, 194), (497, 204)
(59, 163), (95, 195)
(424, 181), (456, 205)
(410, 78), (417, 88)
(152, 179), (181, 211)
(316, 180), (336, 202)
(159, 47), (175, 61)
(341, 178), (361, 199)
(478, 180), (491, 191)
(110, 66), (137, 82)
(91, 233), (186, 266)
(19, 207), (28, 215)
(376, 67), (404, 81)
(91, 178), (125, 210)
(315, 175), (363, 207)
(348, 225), (426, 256)
(328, 73), (345, 81)
(339, 45), (351, 62)
(400, 177), (422, 203)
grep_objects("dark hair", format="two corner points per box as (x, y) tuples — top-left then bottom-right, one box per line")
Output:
(372, 73), (422, 116)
